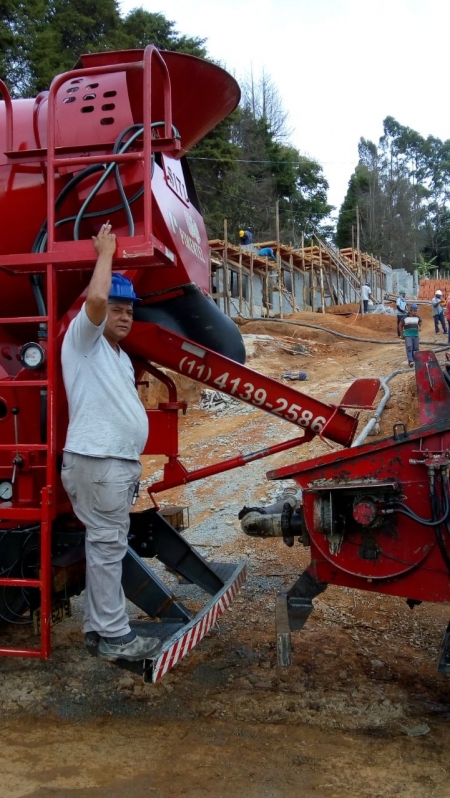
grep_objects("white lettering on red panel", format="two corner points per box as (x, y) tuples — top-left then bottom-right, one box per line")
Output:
(162, 155), (189, 205)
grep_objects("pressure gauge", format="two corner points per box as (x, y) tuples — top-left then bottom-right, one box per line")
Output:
(0, 481), (12, 501)
(20, 342), (46, 370)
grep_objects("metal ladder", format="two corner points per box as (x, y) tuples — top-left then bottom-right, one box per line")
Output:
(0, 45), (179, 659)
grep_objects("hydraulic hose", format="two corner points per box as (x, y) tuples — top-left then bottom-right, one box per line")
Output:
(238, 318), (444, 347)
(435, 472), (450, 573)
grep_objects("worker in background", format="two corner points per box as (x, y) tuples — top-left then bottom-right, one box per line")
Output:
(396, 290), (408, 337)
(446, 292), (450, 343)
(361, 281), (374, 313)
(239, 229), (253, 245)
(61, 223), (161, 663)
(431, 289), (447, 334)
(258, 247), (276, 262)
(400, 303), (422, 367)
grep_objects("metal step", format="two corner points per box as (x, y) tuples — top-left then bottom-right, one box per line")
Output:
(100, 559), (247, 681)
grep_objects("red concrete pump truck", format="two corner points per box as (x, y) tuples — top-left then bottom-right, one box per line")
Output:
(0, 47), (449, 681)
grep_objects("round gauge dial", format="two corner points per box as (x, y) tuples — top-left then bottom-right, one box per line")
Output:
(20, 342), (45, 370)
(0, 481), (12, 500)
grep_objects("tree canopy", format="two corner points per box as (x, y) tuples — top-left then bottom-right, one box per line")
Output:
(336, 117), (450, 271)
(0, 0), (206, 96)
(188, 79), (332, 242)
(0, 1), (333, 243)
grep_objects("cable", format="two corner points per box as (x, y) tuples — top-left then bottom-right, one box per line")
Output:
(237, 317), (443, 346)
(434, 472), (450, 573)
(73, 124), (145, 239)
(387, 502), (449, 527)
(0, 526), (40, 624)
(72, 121), (168, 239)
(33, 121), (165, 249)
(385, 481), (449, 527)
(31, 164), (105, 254)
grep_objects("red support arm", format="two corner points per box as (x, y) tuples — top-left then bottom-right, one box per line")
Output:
(129, 322), (359, 448)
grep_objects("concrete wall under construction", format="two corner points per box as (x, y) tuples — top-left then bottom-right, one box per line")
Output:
(210, 241), (418, 319)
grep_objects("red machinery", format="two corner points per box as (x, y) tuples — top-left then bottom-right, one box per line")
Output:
(0, 47), (449, 679)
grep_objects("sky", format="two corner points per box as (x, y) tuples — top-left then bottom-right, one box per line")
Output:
(118, 0), (450, 219)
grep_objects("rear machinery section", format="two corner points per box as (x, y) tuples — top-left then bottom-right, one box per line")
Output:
(0, 46), (247, 680)
(1, 47), (449, 680)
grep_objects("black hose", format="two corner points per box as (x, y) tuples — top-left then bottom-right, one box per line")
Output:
(238, 317), (442, 347)
(434, 473), (450, 574)
(387, 491), (449, 526)
(31, 163), (105, 254)
(73, 123), (146, 239)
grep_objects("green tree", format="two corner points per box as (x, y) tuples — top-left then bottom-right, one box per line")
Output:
(0, 0), (47, 95)
(121, 9), (206, 56)
(0, 2), (207, 97)
(190, 104), (332, 243)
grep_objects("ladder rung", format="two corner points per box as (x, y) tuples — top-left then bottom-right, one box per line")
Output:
(0, 443), (47, 450)
(0, 507), (43, 520)
(0, 577), (40, 587)
(0, 380), (48, 387)
(0, 647), (43, 658)
(0, 316), (49, 324)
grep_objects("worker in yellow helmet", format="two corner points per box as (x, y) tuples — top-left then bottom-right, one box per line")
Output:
(239, 229), (253, 245)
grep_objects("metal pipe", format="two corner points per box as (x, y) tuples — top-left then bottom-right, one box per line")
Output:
(351, 369), (407, 447)
(240, 491), (298, 537)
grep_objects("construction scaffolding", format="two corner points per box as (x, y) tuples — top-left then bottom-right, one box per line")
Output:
(209, 235), (387, 319)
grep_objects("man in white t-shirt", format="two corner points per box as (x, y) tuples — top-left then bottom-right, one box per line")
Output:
(61, 223), (160, 662)
(361, 282), (374, 313)
(396, 290), (408, 337)
(431, 289), (447, 334)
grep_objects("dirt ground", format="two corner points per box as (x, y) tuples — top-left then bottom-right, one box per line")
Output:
(2, 304), (450, 798)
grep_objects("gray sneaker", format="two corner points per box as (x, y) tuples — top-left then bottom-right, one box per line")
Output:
(98, 633), (161, 662)
(85, 631), (100, 649)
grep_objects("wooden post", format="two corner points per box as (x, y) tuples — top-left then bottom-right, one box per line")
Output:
(223, 218), (230, 316)
(335, 251), (340, 305)
(276, 200), (283, 318)
(302, 234), (306, 309)
(250, 251), (254, 318)
(356, 206), (363, 315)
(379, 256), (383, 301)
(319, 246), (325, 312)
(238, 250), (243, 316)
(319, 267), (325, 313)
(290, 252), (295, 312)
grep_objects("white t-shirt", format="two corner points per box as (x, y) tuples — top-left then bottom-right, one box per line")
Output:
(362, 285), (371, 301)
(61, 304), (148, 460)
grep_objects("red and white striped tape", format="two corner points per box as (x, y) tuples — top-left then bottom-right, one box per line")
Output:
(151, 564), (246, 682)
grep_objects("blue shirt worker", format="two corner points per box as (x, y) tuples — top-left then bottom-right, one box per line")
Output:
(431, 289), (447, 334)
(239, 229), (253, 245)
(61, 223), (161, 663)
(361, 282), (373, 313)
(400, 304), (422, 367)
(258, 247), (276, 262)
(396, 290), (408, 337)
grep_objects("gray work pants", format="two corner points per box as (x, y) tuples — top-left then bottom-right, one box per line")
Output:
(405, 335), (419, 363)
(61, 452), (141, 637)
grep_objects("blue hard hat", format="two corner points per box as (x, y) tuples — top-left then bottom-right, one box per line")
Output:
(109, 274), (140, 302)
(410, 303), (418, 310)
